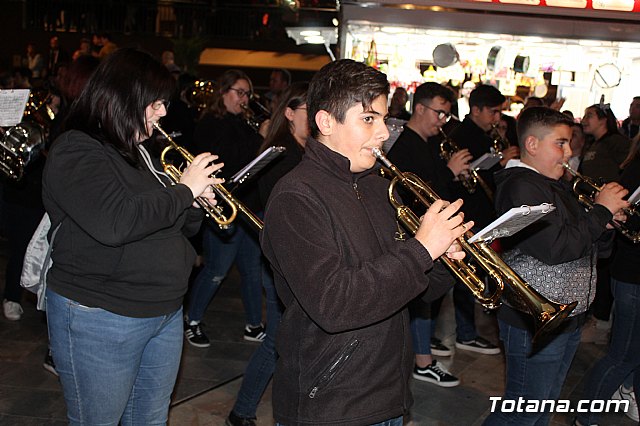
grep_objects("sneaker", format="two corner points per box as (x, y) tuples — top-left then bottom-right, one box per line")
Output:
(243, 324), (266, 342)
(412, 360), (460, 387)
(612, 384), (639, 422)
(184, 321), (210, 348)
(430, 337), (452, 357)
(455, 336), (501, 355)
(43, 349), (58, 376)
(3, 299), (23, 321)
(225, 411), (256, 426)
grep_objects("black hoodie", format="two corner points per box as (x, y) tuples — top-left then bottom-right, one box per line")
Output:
(493, 163), (613, 330)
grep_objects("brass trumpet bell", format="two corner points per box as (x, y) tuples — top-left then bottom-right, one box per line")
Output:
(373, 147), (577, 341)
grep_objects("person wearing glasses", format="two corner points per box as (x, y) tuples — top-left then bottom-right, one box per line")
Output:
(43, 48), (223, 424)
(386, 82), (471, 387)
(186, 69), (266, 347)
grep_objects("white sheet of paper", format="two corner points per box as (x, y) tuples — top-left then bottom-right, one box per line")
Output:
(0, 89), (30, 127)
(468, 203), (555, 243)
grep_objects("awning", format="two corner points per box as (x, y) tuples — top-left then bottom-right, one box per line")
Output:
(199, 48), (331, 71)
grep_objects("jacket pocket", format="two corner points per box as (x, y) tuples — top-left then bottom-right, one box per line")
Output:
(307, 339), (359, 399)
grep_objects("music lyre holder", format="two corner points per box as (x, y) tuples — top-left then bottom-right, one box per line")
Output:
(228, 146), (286, 192)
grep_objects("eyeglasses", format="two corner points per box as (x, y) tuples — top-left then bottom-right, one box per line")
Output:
(423, 105), (451, 122)
(228, 87), (252, 98)
(151, 99), (170, 111)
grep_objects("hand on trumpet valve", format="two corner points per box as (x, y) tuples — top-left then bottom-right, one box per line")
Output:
(446, 148), (473, 176)
(415, 198), (473, 260)
(179, 152), (225, 203)
(594, 182), (629, 216)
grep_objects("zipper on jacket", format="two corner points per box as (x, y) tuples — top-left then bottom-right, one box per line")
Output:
(352, 181), (362, 200)
(308, 339), (359, 399)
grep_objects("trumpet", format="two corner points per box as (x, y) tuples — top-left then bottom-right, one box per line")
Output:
(439, 128), (477, 194)
(240, 97), (271, 133)
(373, 147), (577, 341)
(153, 123), (264, 231)
(489, 123), (509, 153)
(439, 128), (495, 201)
(562, 163), (640, 243)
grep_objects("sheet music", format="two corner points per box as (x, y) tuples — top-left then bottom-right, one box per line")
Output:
(230, 146), (286, 184)
(628, 184), (640, 205)
(468, 203), (555, 243)
(470, 152), (502, 171)
(0, 89), (30, 127)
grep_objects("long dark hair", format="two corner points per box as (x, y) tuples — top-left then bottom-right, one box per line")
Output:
(585, 104), (619, 137)
(64, 48), (175, 166)
(203, 69), (253, 119)
(259, 82), (308, 153)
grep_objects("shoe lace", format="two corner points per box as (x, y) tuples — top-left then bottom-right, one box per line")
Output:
(191, 324), (204, 337)
(431, 362), (451, 376)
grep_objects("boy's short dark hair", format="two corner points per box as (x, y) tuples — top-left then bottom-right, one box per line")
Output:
(469, 84), (505, 109)
(412, 82), (454, 113)
(517, 106), (574, 150)
(308, 59), (389, 139)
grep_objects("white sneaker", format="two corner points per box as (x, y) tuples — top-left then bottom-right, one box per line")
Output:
(612, 385), (639, 422)
(3, 299), (23, 321)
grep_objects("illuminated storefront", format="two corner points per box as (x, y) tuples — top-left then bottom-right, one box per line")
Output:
(340, 0), (640, 118)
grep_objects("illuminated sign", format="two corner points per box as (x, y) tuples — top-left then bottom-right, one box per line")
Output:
(466, 0), (640, 11)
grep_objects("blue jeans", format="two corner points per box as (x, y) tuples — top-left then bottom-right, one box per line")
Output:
(453, 280), (478, 341)
(46, 288), (183, 426)
(187, 221), (264, 326)
(276, 416), (402, 426)
(483, 319), (582, 426)
(410, 300), (438, 356)
(231, 264), (282, 418)
(576, 278), (640, 425)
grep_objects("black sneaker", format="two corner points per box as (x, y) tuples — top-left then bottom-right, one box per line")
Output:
(43, 349), (59, 376)
(225, 411), (256, 426)
(184, 321), (210, 348)
(243, 324), (266, 342)
(455, 336), (500, 355)
(413, 360), (460, 387)
(430, 337), (452, 357)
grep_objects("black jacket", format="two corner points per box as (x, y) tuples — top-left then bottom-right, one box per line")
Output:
(258, 134), (304, 210)
(580, 132), (630, 183)
(611, 156), (640, 284)
(193, 112), (263, 212)
(448, 116), (498, 230)
(43, 130), (202, 317)
(493, 163), (613, 330)
(387, 126), (456, 201)
(261, 138), (435, 425)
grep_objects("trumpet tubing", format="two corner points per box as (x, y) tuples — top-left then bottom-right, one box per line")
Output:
(439, 128), (495, 201)
(439, 129), (477, 194)
(153, 123), (263, 231)
(373, 147), (577, 341)
(562, 163), (640, 243)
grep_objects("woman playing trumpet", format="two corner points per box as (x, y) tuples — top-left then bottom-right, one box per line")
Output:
(43, 48), (224, 425)
(186, 69), (266, 347)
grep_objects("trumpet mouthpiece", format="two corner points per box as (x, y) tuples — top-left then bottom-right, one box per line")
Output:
(371, 147), (392, 168)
